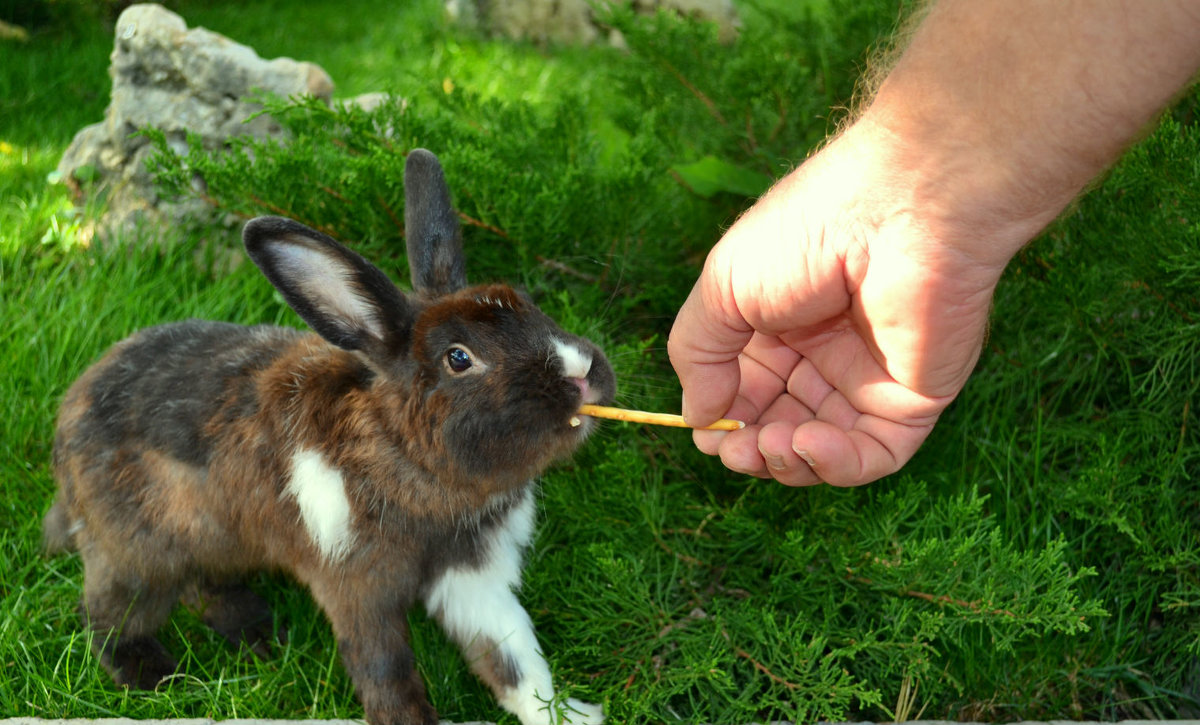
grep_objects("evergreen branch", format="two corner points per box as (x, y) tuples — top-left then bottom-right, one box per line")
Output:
(191, 187), (247, 219)
(243, 193), (342, 239)
(744, 109), (759, 155)
(377, 196), (404, 235)
(455, 210), (509, 239)
(769, 89), (788, 144)
(189, 184), (341, 241)
(170, 164), (337, 240)
(659, 527), (714, 539)
(656, 607), (707, 639)
(320, 184), (350, 203)
(668, 167), (698, 195)
(658, 58), (729, 129)
(846, 571), (1018, 618)
(719, 626), (801, 691)
(1178, 399), (1190, 458)
(538, 256), (601, 284)
(327, 137), (362, 156)
(652, 534), (706, 568)
(1129, 279), (1194, 323)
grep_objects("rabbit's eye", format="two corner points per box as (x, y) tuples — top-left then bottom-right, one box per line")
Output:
(445, 347), (473, 373)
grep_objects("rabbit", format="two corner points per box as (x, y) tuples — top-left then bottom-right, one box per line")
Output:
(43, 148), (614, 725)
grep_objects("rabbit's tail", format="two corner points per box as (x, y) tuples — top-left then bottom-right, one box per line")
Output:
(42, 497), (77, 555)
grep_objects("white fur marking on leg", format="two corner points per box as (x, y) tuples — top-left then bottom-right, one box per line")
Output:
(425, 490), (604, 724)
(287, 448), (355, 562)
(552, 338), (592, 380)
(426, 488), (534, 624)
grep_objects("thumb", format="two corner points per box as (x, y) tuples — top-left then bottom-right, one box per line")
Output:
(668, 265), (752, 426)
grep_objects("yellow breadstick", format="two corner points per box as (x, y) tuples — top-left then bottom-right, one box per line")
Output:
(578, 404), (745, 431)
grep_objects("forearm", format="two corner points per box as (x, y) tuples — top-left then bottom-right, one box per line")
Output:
(851, 0), (1200, 268)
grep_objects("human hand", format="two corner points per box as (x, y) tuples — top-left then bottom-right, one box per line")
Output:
(667, 124), (1011, 486)
(667, 0), (1200, 487)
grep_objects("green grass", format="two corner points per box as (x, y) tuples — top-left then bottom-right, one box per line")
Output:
(3, 0), (1199, 722)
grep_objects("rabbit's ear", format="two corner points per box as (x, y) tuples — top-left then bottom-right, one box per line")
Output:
(243, 217), (415, 357)
(404, 149), (467, 296)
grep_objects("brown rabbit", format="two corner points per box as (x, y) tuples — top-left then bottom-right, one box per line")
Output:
(44, 148), (613, 725)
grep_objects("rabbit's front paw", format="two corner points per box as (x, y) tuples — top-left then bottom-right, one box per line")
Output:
(509, 693), (604, 725)
(559, 698), (604, 724)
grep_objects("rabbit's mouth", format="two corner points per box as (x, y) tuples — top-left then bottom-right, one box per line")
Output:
(567, 375), (597, 403)
(564, 415), (600, 440)
(566, 405), (597, 433)
(565, 402), (603, 435)
(565, 374), (611, 432)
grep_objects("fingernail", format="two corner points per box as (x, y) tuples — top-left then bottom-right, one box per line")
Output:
(762, 453), (787, 471)
(680, 393), (690, 421)
(793, 447), (816, 467)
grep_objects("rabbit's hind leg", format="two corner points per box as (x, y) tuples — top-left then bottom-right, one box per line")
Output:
(80, 547), (181, 690)
(186, 581), (282, 659)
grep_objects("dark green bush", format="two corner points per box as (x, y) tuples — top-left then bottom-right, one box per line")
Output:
(0, 0), (125, 30)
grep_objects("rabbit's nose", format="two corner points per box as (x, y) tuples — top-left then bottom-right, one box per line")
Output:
(570, 376), (591, 399)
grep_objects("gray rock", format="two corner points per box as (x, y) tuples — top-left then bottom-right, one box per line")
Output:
(57, 3), (334, 234)
(447, 0), (740, 46)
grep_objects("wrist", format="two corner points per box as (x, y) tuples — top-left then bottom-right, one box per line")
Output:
(823, 115), (1030, 288)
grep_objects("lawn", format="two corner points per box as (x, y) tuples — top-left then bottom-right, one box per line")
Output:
(2, 0), (1198, 722)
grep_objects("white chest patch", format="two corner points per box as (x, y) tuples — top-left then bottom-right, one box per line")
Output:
(552, 338), (592, 379)
(287, 448), (356, 562)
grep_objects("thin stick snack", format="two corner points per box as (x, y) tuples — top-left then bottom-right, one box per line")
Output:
(577, 404), (745, 431)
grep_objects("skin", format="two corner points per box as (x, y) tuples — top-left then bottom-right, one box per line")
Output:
(668, 0), (1200, 486)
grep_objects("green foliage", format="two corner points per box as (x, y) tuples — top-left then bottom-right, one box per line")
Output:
(597, 0), (907, 173)
(670, 155), (773, 198)
(145, 0), (915, 320)
(148, 91), (685, 308)
(0, 3), (109, 256)
(923, 113), (1200, 718)
(3, 0), (1200, 722)
(0, 0), (116, 32)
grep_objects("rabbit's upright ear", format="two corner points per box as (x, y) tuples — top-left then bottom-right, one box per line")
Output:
(404, 149), (467, 297)
(244, 217), (415, 357)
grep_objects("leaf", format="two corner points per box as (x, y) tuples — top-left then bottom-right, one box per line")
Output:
(670, 155), (772, 198)
(71, 164), (98, 184)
